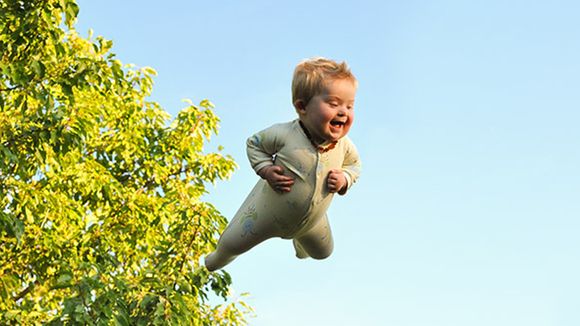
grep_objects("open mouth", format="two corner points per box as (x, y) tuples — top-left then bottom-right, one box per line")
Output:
(330, 120), (346, 127)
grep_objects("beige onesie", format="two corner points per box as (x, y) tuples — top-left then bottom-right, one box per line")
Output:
(205, 119), (361, 270)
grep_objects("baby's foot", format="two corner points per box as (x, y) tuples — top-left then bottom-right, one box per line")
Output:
(292, 239), (310, 259)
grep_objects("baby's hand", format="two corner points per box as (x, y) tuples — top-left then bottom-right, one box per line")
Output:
(258, 165), (294, 193)
(327, 169), (347, 194)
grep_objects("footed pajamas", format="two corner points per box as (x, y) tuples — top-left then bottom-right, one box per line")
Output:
(205, 119), (361, 270)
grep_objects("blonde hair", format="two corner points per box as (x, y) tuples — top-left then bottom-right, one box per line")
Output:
(291, 57), (357, 106)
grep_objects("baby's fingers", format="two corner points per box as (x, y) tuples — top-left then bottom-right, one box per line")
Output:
(273, 180), (293, 193)
(275, 174), (294, 182)
(272, 175), (294, 193)
(327, 180), (337, 193)
(328, 169), (343, 178)
(276, 186), (293, 193)
(275, 179), (294, 187)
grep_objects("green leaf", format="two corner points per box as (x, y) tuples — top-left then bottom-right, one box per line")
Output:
(57, 273), (73, 285)
(199, 99), (214, 109)
(31, 61), (46, 78)
(114, 311), (130, 326)
(140, 294), (158, 310)
(0, 213), (25, 241)
(64, 0), (79, 28)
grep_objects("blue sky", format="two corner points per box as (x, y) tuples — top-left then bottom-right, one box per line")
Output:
(76, 1), (580, 325)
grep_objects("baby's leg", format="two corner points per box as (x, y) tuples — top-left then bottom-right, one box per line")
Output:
(205, 186), (283, 271)
(205, 219), (271, 271)
(292, 214), (334, 260)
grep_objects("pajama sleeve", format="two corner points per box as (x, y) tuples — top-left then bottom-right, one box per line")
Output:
(338, 138), (362, 195)
(246, 123), (287, 174)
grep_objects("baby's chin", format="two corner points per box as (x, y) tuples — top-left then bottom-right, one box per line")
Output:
(327, 127), (350, 141)
(325, 132), (348, 143)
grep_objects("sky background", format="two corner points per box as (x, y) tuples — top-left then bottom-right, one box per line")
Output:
(76, 1), (579, 325)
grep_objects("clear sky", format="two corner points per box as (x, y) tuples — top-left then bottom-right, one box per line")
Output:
(76, 1), (580, 325)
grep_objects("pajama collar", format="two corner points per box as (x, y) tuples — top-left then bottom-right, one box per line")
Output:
(298, 120), (338, 153)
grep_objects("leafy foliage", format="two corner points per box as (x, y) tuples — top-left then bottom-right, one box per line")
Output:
(0, 0), (251, 324)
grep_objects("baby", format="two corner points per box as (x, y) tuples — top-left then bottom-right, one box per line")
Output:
(205, 57), (361, 271)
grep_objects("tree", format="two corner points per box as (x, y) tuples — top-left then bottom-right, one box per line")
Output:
(0, 0), (251, 324)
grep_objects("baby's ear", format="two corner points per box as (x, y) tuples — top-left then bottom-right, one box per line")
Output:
(294, 99), (306, 113)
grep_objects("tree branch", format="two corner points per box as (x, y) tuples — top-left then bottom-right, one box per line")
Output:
(14, 280), (37, 302)
(173, 223), (201, 290)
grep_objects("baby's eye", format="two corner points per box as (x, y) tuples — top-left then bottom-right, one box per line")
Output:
(328, 101), (339, 107)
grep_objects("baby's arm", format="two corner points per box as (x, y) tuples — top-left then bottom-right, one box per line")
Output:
(247, 124), (295, 192)
(328, 139), (361, 195)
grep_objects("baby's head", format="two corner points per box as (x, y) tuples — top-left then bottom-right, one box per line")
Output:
(292, 57), (357, 144)
(292, 57), (357, 107)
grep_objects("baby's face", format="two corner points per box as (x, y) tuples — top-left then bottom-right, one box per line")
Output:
(299, 78), (356, 144)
